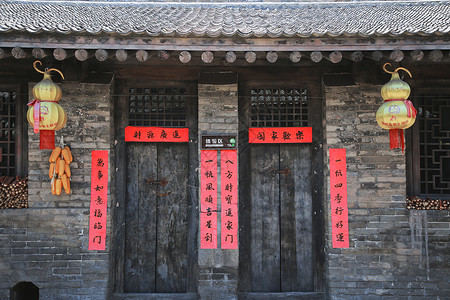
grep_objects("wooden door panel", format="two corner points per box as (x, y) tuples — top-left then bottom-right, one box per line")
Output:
(250, 145), (281, 292)
(155, 143), (189, 293)
(280, 144), (314, 292)
(125, 143), (158, 293)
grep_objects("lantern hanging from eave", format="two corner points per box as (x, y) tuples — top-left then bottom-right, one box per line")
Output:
(27, 61), (67, 149)
(376, 63), (417, 152)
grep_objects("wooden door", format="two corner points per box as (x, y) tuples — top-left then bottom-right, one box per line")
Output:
(249, 143), (313, 292)
(124, 142), (189, 293)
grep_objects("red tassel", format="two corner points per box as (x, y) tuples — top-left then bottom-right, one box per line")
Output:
(389, 129), (405, 153)
(40, 130), (55, 150)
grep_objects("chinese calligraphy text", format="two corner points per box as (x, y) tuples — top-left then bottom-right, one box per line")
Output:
(200, 150), (218, 249)
(125, 126), (189, 142)
(249, 127), (312, 144)
(221, 150), (238, 249)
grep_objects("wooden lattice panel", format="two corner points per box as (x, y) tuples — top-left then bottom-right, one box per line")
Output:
(128, 87), (188, 127)
(250, 88), (309, 127)
(418, 94), (450, 195)
(0, 91), (17, 176)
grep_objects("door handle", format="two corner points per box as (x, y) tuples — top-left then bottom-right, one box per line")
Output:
(270, 167), (290, 177)
(147, 178), (168, 187)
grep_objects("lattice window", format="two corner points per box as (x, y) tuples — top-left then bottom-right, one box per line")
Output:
(250, 88), (309, 127)
(417, 94), (450, 194)
(128, 87), (188, 127)
(0, 91), (17, 176)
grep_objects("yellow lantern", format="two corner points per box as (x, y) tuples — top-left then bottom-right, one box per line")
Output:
(27, 61), (67, 149)
(376, 63), (416, 152)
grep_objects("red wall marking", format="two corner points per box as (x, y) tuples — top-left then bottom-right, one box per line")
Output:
(200, 150), (218, 249)
(125, 126), (189, 142)
(89, 150), (109, 250)
(249, 127), (312, 143)
(329, 148), (350, 248)
(221, 150), (238, 249)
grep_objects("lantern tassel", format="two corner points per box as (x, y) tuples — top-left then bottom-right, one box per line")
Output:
(389, 129), (405, 153)
(40, 130), (55, 150)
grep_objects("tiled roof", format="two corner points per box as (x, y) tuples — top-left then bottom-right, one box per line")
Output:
(0, 1), (450, 38)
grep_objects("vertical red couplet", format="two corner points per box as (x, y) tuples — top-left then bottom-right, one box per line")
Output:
(221, 150), (238, 249)
(329, 148), (349, 248)
(89, 150), (109, 250)
(200, 150), (218, 249)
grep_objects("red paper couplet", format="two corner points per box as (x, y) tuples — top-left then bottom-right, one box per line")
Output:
(89, 150), (109, 250)
(200, 150), (218, 249)
(221, 150), (238, 249)
(329, 148), (349, 248)
(249, 127), (312, 143)
(125, 126), (189, 142)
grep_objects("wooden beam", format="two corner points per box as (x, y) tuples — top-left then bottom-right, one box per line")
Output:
(179, 51), (191, 64)
(266, 51), (278, 63)
(369, 50), (383, 61)
(289, 51), (302, 63)
(3, 34), (450, 52)
(245, 52), (256, 63)
(95, 49), (111, 62)
(225, 51), (237, 63)
(326, 51), (342, 64)
(53, 48), (72, 61)
(201, 51), (214, 63)
(32, 48), (48, 59)
(136, 50), (149, 62)
(0, 48), (10, 59)
(310, 51), (322, 63)
(158, 50), (170, 61)
(75, 49), (93, 61)
(429, 50), (443, 62)
(11, 47), (27, 59)
(389, 50), (404, 62)
(115, 49), (128, 62)
(410, 50), (424, 62)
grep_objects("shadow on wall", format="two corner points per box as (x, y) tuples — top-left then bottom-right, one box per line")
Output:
(10, 282), (39, 300)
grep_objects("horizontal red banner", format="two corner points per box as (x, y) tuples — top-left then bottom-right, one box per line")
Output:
(125, 126), (189, 142)
(249, 127), (312, 143)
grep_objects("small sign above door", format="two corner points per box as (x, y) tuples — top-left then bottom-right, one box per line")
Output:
(201, 135), (237, 150)
(125, 126), (189, 142)
(249, 127), (312, 143)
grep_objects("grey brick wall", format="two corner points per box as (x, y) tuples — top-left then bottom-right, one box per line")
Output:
(324, 84), (450, 299)
(198, 81), (239, 300)
(0, 82), (112, 300)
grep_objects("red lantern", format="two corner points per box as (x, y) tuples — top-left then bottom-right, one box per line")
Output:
(376, 63), (416, 152)
(27, 61), (67, 149)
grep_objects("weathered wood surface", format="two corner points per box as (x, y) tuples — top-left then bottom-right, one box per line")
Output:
(158, 50), (170, 61)
(370, 50), (383, 61)
(116, 49), (128, 62)
(125, 143), (188, 293)
(179, 51), (191, 64)
(327, 51), (342, 64)
(245, 51), (257, 63)
(136, 49), (149, 62)
(429, 49), (443, 62)
(32, 48), (48, 59)
(53, 48), (71, 61)
(201, 51), (214, 63)
(389, 50), (404, 62)
(266, 51), (278, 63)
(410, 50), (424, 62)
(75, 49), (92, 61)
(225, 51), (237, 63)
(310, 51), (322, 63)
(95, 49), (110, 61)
(290, 51), (302, 63)
(11, 47), (27, 59)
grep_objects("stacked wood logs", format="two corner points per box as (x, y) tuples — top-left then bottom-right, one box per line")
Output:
(406, 196), (450, 210)
(0, 176), (28, 209)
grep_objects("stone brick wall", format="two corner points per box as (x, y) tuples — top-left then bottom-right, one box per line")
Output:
(0, 82), (112, 300)
(324, 84), (450, 299)
(198, 77), (239, 300)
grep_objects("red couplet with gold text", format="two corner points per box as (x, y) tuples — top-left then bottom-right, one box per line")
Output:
(89, 150), (109, 250)
(329, 148), (349, 248)
(200, 150), (218, 249)
(221, 150), (238, 249)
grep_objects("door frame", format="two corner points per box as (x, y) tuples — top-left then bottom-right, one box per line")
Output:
(238, 79), (325, 295)
(111, 79), (199, 295)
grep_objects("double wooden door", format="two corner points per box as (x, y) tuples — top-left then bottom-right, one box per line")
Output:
(124, 142), (190, 293)
(247, 143), (314, 292)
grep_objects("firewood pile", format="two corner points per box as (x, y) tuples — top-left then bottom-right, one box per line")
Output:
(406, 196), (450, 210)
(0, 176), (28, 209)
